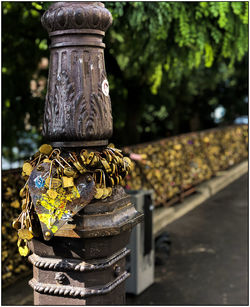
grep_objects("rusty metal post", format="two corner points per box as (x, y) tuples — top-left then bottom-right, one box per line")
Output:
(28, 2), (143, 305)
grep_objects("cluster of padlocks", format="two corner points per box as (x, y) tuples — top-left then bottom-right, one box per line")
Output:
(12, 143), (132, 256)
(124, 125), (248, 207)
(2, 171), (29, 287)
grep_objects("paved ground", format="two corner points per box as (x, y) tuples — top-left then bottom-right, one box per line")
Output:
(2, 174), (248, 305)
(127, 173), (248, 305)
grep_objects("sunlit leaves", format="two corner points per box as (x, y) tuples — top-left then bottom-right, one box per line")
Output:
(205, 44), (214, 68)
(32, 2), (42, 10)
(35, 38), (48, 50)
(106, 2), (248, 95)
(149, 64), (163, 95)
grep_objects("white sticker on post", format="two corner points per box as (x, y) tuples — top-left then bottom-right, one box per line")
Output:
(102, 79), (109, 97)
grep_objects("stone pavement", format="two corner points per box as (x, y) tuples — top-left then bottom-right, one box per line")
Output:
(2, 173), (248, 305)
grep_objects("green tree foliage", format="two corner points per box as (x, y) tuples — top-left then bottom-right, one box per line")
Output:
(2, 2), (248, 163)
(2, 2), (48, 162)
(105, 2), (248, 143)
(106, 2), (248, 91)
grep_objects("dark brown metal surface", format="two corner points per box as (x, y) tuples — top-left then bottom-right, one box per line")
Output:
(29, 2), (143, 305)
(54, 186), (143, 239)
(51, 140), (109, 147)
(29, 229), (131, 305)
(29, 247), (129, 305)
(29, 229), (132, 260)
(41, 1), (113, 142)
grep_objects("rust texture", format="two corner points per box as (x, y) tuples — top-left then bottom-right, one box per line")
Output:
(29, 2), (143, 305)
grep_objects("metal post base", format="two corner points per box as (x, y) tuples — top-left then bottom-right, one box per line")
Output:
(28, 187), (143, 305)
(29, 246), (129, 305)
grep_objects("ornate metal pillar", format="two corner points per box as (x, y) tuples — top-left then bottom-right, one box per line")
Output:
(27, 2), (143, 305)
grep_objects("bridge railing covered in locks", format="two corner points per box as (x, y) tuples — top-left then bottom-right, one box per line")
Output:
(2, 124), (248, 288)
(124, 124), (248, 207)
(2, 170), (31, 288)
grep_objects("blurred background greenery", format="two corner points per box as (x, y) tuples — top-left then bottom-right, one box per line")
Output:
(2, 2), (248, 168)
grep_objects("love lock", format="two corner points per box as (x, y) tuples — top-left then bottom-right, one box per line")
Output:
(28, 162), (95, 240)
